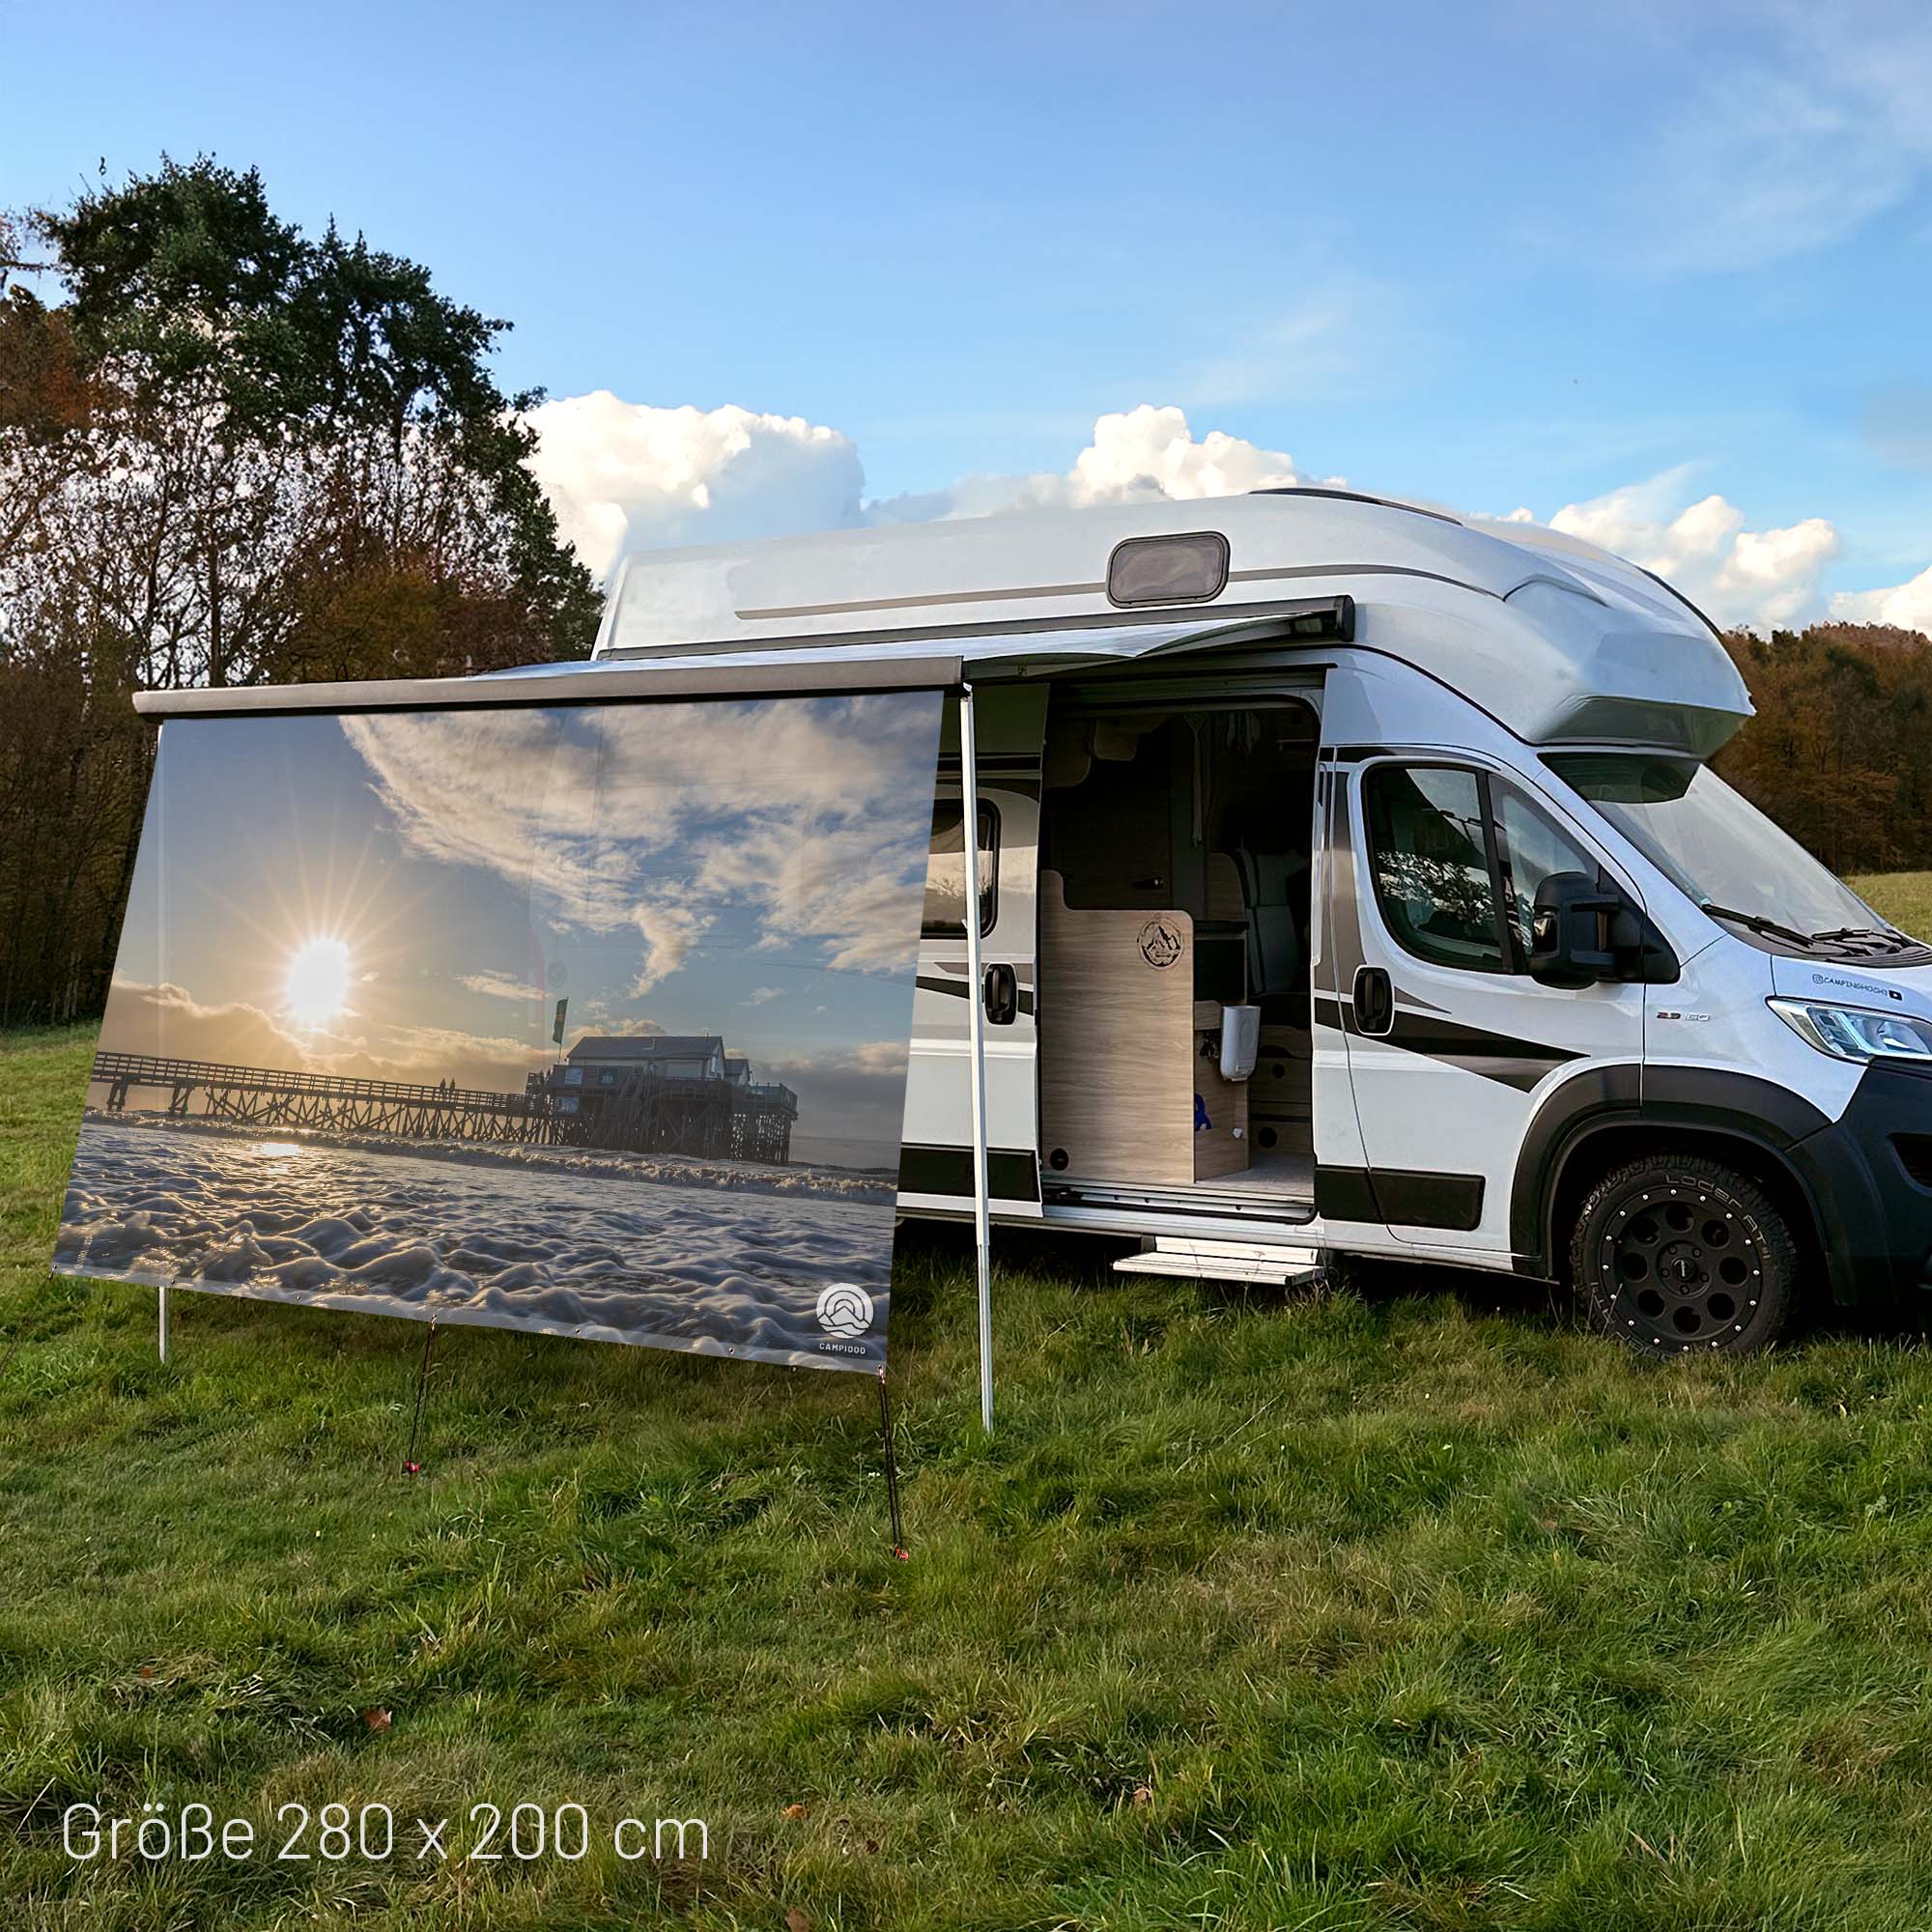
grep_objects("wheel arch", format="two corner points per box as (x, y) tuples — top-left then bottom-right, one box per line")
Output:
(1513, 1066), (1840, 1296)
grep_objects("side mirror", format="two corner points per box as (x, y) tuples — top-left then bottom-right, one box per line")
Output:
(1528, 871), (1622, 987)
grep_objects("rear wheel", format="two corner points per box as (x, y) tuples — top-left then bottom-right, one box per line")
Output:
(1569, 1153), (1798, 1356)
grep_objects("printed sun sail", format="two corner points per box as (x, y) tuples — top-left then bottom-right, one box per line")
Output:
(54, 688), (946, 1374)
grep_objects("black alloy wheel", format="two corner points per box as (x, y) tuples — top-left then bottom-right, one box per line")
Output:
(1570, 1152), (1799, 1356)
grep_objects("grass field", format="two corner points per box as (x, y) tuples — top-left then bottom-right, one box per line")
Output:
(1853, 869), (1932, 941)
(6, 878), (1932, 1929)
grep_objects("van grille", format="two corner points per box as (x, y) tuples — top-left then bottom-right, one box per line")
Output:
(1895, 1135), (1932, 1191)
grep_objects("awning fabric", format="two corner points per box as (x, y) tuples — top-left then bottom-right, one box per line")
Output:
(56, 678), (950, 1375)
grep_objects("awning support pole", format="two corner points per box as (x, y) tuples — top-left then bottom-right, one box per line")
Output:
(958, 683), (995, 1435)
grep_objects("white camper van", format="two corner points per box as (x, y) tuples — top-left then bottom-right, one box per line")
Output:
(567, 488), (1932, 1357)
(150, 490), (1923, 1359)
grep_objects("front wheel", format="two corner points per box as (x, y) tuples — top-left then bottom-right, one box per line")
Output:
(1569, 1153), (1799, 1356)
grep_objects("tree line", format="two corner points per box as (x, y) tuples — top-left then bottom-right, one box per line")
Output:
(1714, 622), (1932, 877)
(3, 163), (1929, 1028)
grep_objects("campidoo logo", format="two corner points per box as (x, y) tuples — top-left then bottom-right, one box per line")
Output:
(815, 1283), (875, 1339)
(1138, 919), (1183, 970)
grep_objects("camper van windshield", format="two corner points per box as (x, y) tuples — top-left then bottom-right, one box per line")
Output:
(1546, 754), (1898, 944)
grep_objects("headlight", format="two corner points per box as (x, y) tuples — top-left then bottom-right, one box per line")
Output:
(1770, 997), (1932, 1064)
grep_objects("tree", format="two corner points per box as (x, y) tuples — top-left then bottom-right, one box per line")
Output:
(1717, 624), (1932, 875)
(0, 158), (602, 1023)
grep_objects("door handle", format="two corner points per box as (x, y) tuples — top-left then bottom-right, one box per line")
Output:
(1352, 965), (1393, 1037)
(983, 962), (1018, 1026)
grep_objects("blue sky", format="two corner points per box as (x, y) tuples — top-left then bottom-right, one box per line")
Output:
(8, 0), (1932, 627)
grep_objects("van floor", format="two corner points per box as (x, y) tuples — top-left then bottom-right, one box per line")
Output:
(1204, 1149), (1314, 1199)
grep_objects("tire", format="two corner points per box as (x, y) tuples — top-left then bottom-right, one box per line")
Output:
(1568, 1152), (1800, 1357)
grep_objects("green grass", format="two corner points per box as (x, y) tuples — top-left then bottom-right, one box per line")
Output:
(1854, 870), (1932, 941)
(10, 996), (1932, 1929)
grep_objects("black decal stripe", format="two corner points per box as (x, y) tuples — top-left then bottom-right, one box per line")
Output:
(915, 975), (1037, 1016)
(1316, 1162), (1484, 1231)
(1372, 1168), (1485, 1231)
(1315, 989), (1580, 1092)
(1315, 1164), (1379, 1222)
(898, 1144), (1041, 1201)
(1381, 1009), (1579, 1092)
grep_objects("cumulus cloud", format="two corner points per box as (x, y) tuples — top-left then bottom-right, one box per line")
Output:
(876, 405), (1316, 525)
(1830, 564), (1932, 633)
(524, 392), (864, 577)
(100, 980), (313, 1069)
(341, 695), (939, 997)
(743, 987), (783, 1006)
(524, 395), (1318, 573)
(520, 390), (1928, 639)
(1547, 470), (1838, 631)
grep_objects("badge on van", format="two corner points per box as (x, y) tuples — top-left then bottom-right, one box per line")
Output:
(1139, 919), (1183, 970)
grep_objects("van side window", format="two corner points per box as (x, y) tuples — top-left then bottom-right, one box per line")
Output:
(1363, 766), (1509, 974)
(923, 799), (999, 937)
(1492, 782), (1603, 966)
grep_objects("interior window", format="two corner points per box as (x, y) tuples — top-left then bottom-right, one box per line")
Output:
(1492, 782), (1603, 964)
(923, 799), (998, 936)
(1363, 766), (1508, 974)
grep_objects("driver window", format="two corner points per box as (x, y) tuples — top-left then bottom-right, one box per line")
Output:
(1363, 765), (1508, 973)
(1492, 783), (1603, 965)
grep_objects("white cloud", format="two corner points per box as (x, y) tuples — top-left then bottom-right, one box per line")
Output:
(524, 395), (1317, 574)
(1831, 563), (1932, 633)
(1616, 8), (1932, 271)
(872, 406), (1312, 525)
(524, 393), (863, 577)
(458, 969), (544, 1002)
(629, 900), (713, 997)
(522, 390), (1929, 641)
(1548, 469), (1838, 630)
(743, 986), (783, 1006)
(340, 695), (940, 998)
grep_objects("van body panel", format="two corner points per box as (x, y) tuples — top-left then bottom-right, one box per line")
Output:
(1315, 655), (1650, 1251)
(899, 684), (1048, 1218)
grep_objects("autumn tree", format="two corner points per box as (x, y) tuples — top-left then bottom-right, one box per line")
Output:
(1716, 623), (1932, 874)
(0, 159), (601, 1023)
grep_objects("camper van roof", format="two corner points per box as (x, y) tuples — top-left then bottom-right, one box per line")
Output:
(564, 488), (1751, 758)
(591, 489), (1707, 658)
(132, 490), (1751, 761)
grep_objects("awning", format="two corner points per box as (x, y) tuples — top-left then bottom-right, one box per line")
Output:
(131, 652), (966, 719)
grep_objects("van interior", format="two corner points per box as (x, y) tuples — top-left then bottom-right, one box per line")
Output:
(1037, 694), (1319, 1206)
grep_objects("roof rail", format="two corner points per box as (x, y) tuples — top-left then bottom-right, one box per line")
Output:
(1249, 485), (1463, 527)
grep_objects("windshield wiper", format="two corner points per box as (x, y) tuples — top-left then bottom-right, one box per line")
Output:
(1806, 924), (1915, 949)
(1700, 902), (1817, 948)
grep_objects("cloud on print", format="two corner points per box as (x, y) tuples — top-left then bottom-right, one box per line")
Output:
(337, 694), (939, 993)
(523, 394), (1928, 637)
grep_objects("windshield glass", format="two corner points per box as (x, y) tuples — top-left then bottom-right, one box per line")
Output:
(1545, 753), (1899, 941)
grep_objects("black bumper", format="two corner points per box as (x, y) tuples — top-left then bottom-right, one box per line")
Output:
(1790, 1064), (1932, 1305)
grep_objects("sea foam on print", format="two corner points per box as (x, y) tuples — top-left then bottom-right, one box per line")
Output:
(55, 1118), (893, 1372)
